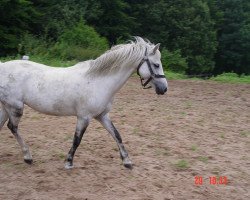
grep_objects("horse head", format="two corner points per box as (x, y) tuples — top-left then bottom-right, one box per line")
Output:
(137, 43), (168, 95)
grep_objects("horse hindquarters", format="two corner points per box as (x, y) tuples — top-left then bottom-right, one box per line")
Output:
(0, 103), (8, 130)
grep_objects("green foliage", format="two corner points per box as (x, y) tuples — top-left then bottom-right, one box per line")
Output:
(19, 33), (50, 56)
(31, 0), (84, 40)
(51, 44), (106, 61)
(82, 0), (136, 44)
(0, 0), (39, 56)
(127, 0), (217, 74)
(0, 0), (249, 76)
(51, 21), (108, 60)
(215, 0), (250, 75)
(210, 73), (250, 83)
(17, 21), (108, 61)
(58, 20), (108, 50)
(28, 55), (77, 67)
(161, 48), (188, 73)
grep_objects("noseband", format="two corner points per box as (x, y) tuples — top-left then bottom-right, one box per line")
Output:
(137, 50), (166, 89)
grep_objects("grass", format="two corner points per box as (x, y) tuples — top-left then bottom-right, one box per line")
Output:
(133, 127), (139, 135)
(220, 134), (225, 139)
(180, 111), (187, 116)
(240, 131), (250, 137)
(191, 145), (198, 151)
(198, 156), (209, 163)
(185, 101), (193, 109)
(154, 147), (170, 156)
(210, 73), (250, 84)
(175, 159), (189, 169)
(58, 152), (65, 160)
(165, 71), (186, 80)
(64, 134), (73, 142)
(165, 71), (250, 84)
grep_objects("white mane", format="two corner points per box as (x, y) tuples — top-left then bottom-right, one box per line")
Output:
(87, 37), (154, 76)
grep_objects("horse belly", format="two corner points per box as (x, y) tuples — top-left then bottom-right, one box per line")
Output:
(23, 80), (78, 116)
(24, 97), (77, 116)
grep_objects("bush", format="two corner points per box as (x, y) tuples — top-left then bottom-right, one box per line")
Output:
(18, 21), (109, 61)
(161, 48), (188, 73)
(59, 21), (108, 50)
(18, 33), (51, 57)
(51, 20), (109, 60)
(51, 42), (106, 61)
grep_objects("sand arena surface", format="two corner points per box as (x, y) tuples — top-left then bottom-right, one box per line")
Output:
(0, 77), (249, 200)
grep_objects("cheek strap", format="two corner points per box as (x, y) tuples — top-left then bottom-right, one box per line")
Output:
(137, 58), (166, 89)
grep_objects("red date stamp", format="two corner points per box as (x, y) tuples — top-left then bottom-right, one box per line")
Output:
(195, 176), (228, 185)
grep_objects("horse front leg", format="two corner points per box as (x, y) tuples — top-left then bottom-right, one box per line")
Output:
(65, 117), (89, 169)
(96, 113), (133, 169)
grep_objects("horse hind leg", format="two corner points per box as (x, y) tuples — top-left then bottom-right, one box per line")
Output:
(0, 103), (8, 130)
(5, 104), (33, 164)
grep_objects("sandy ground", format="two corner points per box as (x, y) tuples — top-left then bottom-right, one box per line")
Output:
(0, 77), (249, 200)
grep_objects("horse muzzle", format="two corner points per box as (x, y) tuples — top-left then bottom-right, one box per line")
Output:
(154, 80), (168, 95)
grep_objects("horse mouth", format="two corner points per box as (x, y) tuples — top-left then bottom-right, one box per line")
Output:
(155, 82), (167, 95)
(156, 88), (167, 95)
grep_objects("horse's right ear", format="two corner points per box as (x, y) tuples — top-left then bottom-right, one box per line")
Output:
(150, 43), (161, 55)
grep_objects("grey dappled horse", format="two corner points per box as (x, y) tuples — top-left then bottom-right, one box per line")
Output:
(0, 37), (168, 169)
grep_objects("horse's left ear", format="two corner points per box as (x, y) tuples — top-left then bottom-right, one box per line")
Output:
(151, 43), (161, 55)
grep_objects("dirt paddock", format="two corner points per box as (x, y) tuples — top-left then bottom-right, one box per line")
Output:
(0, 77), (249, 200)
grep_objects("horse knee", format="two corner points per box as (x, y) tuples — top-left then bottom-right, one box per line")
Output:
(12, 108), (23, 118)
(5, 106), (23, 132)
(7, 120), (17, 134)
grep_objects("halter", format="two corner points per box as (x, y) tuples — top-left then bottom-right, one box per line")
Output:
(137, 49), (166, 89)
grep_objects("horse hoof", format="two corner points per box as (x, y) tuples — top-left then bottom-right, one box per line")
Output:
(24, 159), (33, 165)
(124, 163), (133, 169)
(65, 162), (74, 169)
(123, 158), (133, 169)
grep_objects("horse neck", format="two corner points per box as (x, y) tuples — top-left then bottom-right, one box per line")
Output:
(94, 61), (138, 96)
(88, 44), (145, 96)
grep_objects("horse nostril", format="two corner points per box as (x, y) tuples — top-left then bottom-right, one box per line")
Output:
(164, 88), (167, 93)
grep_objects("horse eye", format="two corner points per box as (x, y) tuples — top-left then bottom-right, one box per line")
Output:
(154, 64), (160, 68)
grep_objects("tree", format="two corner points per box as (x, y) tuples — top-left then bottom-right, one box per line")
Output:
(126, 0), (217, 74)
(0, 0), (38, 56)
(31, 0), (83, 40)
(31, 0), (135, 45)
(215, 0), (250, 75)
(50, 20), (109, 60)
(82, 0), (136, 45)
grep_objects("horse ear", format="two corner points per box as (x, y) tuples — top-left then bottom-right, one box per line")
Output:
(151, 43), (161, 55)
